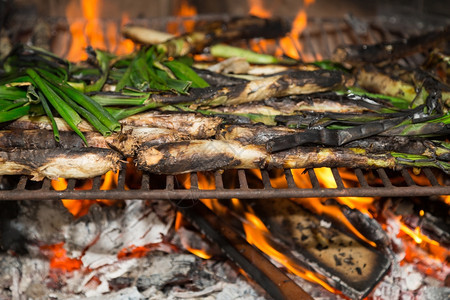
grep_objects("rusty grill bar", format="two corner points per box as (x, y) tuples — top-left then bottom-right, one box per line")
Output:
(1, 16), (449, 200)
(0, 166), (449, 200)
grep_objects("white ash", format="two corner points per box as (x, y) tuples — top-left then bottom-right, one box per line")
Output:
(319, 219), (332, 228)
(369, 212), (448, 300)
(0, 200), (263, 299)
(78, 200), (173, 269)
(419, 286), (450, 300)
(74, 286), (145, 300)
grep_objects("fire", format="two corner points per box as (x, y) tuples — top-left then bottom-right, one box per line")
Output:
(242, 209), (336, 293)
(189, 171), (339, 292)
(278, 0), (315, 60)
(65, 0), (134, 61)
(167, 0), (197, 34)
(313, 168), (375, 215)
(400, 225), (440, 246)
(250, 168), (377, 247)
(40, 242), (82, 272)
(248, 0), (271, 19)
(51, 170), (120, 217)
(174, 211), (213, 259)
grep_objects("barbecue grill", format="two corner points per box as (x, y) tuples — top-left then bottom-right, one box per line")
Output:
(1, 15), (449, 200)
(1, 9), (449, 300)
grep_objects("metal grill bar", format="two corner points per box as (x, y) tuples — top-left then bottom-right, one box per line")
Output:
(1, 166), (448, 201)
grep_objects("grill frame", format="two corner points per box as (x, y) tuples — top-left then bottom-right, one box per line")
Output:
(1, 166), (448, 200)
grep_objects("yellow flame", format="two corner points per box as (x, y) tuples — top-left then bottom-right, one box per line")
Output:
(313, 168), (375, 215)
(400, 224), (440, 246)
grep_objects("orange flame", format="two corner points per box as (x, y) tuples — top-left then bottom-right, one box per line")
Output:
(174, 211), (213, 259)
(400, 224), (440, 247)
(65, 0), (134, 61)
(117, 13), (135, 55)
(251, 168), (377, 247)
(192, 171), (338, 292)
(40, 242), (82, 272)
(242, 209), (336, 293)
(51, 171), (121, 217)
(248, 0), (272, 19)
(313, 168), (375, 215)
(278, 0), (315, 60)
(167, 0), (197, 34)
(81, 0), (105, 50)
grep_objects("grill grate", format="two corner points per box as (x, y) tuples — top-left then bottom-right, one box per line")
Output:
(1, 16), (449, 200)
(0, 166), (449, 200)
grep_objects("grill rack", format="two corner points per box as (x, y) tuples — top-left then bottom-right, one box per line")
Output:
(1, 166), (449, 200)
(2, 16), (450, 201)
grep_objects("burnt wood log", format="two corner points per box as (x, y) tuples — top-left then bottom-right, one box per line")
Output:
(247, 198), (391, 299)
(178, 200), (314, 300)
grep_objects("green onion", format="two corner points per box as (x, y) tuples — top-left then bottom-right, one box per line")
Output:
(0, 105), (30, 122)
(210, 44), (296, 64)
(26, 68), (87, 144)
(49, 82), (112, 136)
(39, 91), (60, 142)
(89, 92), (150, 106)
(164, 60), (209, 88)
(105, 101), (162, 120)
(0, 86), (28, 99)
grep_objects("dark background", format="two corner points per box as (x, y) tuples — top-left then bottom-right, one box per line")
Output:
(6, 0), (450, 19)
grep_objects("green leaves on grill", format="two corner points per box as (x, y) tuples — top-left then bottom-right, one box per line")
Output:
(0, 45), (208, 144)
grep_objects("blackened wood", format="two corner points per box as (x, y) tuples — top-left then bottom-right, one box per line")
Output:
(248, 198), (391, 299)
(178, 201), (313, 300)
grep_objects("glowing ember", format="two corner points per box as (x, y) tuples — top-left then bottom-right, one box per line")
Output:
(40, 242), (82, 272)
(117, 245), (154, 259)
